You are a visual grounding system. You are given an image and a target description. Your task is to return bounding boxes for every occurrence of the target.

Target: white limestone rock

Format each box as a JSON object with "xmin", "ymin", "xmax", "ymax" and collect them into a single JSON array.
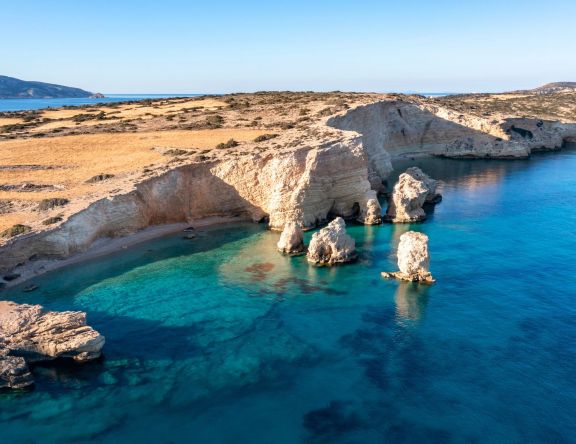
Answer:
[
  {"xmin": 382, "ymin": 231, "xmax": 434, "ymax": 283},
  {"xmin": 277, "ymin": 221, "xmax": 305, "ymax": 255},
  {"xmin": 358, "ymin": 198, "xmax": 382, "ymax": 225},
  {"xmin": 0, "ymin": 301, "xmax": 105, "ymax": 363},
  {"xmin": 385, "ymin": 167, "xmax": 441, "ymax": 223},
  {"xmin": 306, "ymin": 217, "xmax": 356, "ymax": 265}
]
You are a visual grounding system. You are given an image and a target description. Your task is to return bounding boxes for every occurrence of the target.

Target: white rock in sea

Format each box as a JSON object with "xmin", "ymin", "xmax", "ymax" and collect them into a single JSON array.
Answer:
[
  {"xmin": 307, "ymin": 217, "xmax": 356, "ymax": 265},
  {"xmin": 385, "ymin": 167, "xmax": 441, "ymax": 223},
  {"xmin": 358, "ymin": 198, "xmax": 382, "ymax": 225},
  {"xmin": 382, "ymin": 231, "xmax": 434, "ymax": 283},
  {"xmin": 0, "ymin": 301, "xmax": 105, "ymax": 363},
  {"xmin": 277, "ymin": 221, "xmax": 305, "ymax": 255}
]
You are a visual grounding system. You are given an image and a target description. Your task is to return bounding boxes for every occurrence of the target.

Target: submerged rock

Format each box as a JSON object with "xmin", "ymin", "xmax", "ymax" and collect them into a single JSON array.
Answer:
[
  {"xmin": 0, "ymin": 301, "xmax": 105, "ymax": 363},
  {"xmin": 307, "ymin": 217, "xmax": 356, "ymax": 265},
  {"xmin": 381, "ymin": 231, "xmax": 435, "ymax": 283},
  {"xmin": 385, "ymin": 167, "xmax": 441, "ymax": 223},
  {"xmin": 277, "ymin": 221, "xmax": 306, "ymax": 255}
]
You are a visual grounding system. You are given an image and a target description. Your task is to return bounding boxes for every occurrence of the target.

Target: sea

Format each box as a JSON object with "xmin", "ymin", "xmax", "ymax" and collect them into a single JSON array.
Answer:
[
  {"xmin": 0, "ymin": 94, "xmax": 204, "ymax": 112},
  {"xmin": 1, "ymin": 149, "xmax": 575, "ymax": 443},
  {"xmin": 0, "ymin": 93, "xmax": 451, "ymax": 113}
]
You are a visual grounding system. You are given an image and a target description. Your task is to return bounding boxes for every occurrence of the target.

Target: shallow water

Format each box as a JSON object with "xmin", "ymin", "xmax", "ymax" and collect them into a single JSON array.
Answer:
[
  {"xmin": 2, "ymin": 150, "xmax": 576, "ymax": 443},
  {"xmin": 0, "ymin": 94, "xmax": 202, "ymax": 112}
]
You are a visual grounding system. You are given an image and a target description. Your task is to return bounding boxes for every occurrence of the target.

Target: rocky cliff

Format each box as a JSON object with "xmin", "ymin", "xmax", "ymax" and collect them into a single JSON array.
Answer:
[
  {"xmin": 0, "ymin": 136, "xmax": 379, "ymax": 274},
  {"xmin": 328, "ymin": 100, "xmax": 576, "ymax": 191}
]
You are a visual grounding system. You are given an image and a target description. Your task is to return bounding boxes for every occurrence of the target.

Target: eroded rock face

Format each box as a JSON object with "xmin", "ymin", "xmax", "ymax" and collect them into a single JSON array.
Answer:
[
  {"xmin": 0, "ymin": 138, "xmax": 378, "ymax": 274},
  {"xmin": 385, "ymin": 167, "xmax": 441, "ymax": 223},
  {"xmin": 277, "ymin": 222, "xmax": 305, "ymax": 255},
  {"xmin": 0, "ymin": 350, "xmax": 33, "ymax": 389},
  {"xmin": 307, "ymin": 217, "xmax": 356, "ymax": 265},
  {"xmin": 0, "ymin": 301, "xmax": 104, "ymax": 363},
  {"xmin": 358, "ymin": 198, "xmax": 382, "ymax": 225},
  {"xmin": 382, "ymin": 231, "xmax": 434, "ymax": 283}
]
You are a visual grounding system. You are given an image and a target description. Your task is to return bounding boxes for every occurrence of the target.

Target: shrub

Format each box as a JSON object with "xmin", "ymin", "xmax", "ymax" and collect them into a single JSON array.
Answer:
[
  {"xmin": 254, "ymin": 133, "xmax": 279, "ymax": 143},
  {"xmin": 86, "ymin": 173, "xmax": 115, "ymax": 183},
  {"xmin": 42, "ymin": 216, "xmax": 63, "ymax": 225},
  {"xmin": 205, "ymin": 115, "xmax": 224, "ymax": 128},
  {"xmin": 164, "ymin": 149, "xmax": 189, "ymax": 156},
  {"xmin": 1, "ymin": 224, "xmax": 31, "ymax": 238},
  {"xmin": 216, "ymin": 139, "xmax": 239, "ymax": 149},
  {"xmin": 38, "ymin": 198, "xmax": 69, "ymax": 211}
]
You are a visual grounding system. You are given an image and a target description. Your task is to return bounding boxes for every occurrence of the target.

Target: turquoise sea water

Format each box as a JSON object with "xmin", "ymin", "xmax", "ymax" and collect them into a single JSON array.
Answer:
[
  {"xmin": 0, "ymin": 94, "xmax": 203, "ymax": 112},
  {"xmin": 1, "ymin": 149, "xmax": 576, "ymax": 443}
]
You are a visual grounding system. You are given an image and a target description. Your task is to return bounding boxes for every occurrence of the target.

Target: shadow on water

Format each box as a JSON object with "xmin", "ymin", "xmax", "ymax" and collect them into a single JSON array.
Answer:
[{"xmin": 6, "ymin": 223, "xmax": 265, "ymax": 306}]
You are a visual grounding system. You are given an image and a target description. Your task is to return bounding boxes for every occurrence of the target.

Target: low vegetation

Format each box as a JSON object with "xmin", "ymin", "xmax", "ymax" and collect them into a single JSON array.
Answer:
[
  {"xmin": 38, "ymin": 198, "xmax": 70, "ymax": 211},
  {"xmin": 216, "ymin": 139, "xmax": 239, "ymax": 149},
  {"xmin": 1, "ymin": 224, "xmax": 31, "ymax": 238}
]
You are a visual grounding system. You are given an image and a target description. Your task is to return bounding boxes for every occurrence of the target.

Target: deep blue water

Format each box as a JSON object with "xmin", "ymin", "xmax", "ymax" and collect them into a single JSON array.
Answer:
[
  {"xmin": 0, "ymin": 94, "xmax": 203, "ymax": 112},
  {"xmin": 1, "ymin": 150, "xmax": 576, "ymax": 443}
]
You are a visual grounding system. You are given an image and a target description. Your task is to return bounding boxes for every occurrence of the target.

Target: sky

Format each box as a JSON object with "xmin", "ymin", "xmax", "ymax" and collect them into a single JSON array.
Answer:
[{"xmin": 2, "ymin": 0, "xmax": 575, "ymax": 94}]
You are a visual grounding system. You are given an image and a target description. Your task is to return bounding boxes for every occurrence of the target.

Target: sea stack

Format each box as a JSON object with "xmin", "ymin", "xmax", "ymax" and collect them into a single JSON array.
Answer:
[
  {"xmin": 358, "ymin": 198, "xmax": 382, "ymax": 225},
  {"xmin": 382, "ymin": 231, "xmax": 435, "ymax": 283},
  {"xmin": 277, "ymin": 221, "xmax": 306, "ymax": 255},
  {"xmin": 307, "ymin": 217, "xmax": 356, "ymax": 265},
  {"xmin": 385, "ymin": 167, "xmax": 441, "ymax": 223}
]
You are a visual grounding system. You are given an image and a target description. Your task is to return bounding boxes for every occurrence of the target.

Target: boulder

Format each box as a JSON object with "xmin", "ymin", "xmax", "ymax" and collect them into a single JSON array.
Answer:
[
  {"xmin": 358, "ymin": 198, "xmax": 382, "ymax": 225},
  {"xmin": 0, "ymin": 301, "xmax": 105, "ymax": 363},
  {"xmin": 385, "ymin": 167, "xmax": 441, "ymax": 223},
  {"xmin": 381, "ymin": 231, "xmax": 435, "ymax": 283},
  {"xmin": 277, "ymin": 221, "xmax": 306, "ymax": 255},
  {"xmin": 307, "ymin": 217, "xmax": 356, "ymax": 265},
  {"xmin": 0, "ymin": 350, "xmax": 33, "ymax": 389}
]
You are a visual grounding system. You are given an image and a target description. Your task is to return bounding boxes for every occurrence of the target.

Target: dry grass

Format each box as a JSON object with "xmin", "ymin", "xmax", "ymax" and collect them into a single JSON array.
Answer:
[
  {"xmin": 0, "ymin": 128, "xmax": 267, "ymax": 230},
  {"xmin": 0, "ymin": 118, "xmax": 24, "ymax": 126}
]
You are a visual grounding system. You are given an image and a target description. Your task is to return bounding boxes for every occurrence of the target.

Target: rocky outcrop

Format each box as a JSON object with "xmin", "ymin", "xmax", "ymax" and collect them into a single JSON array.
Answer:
[
  {"xmin": 307, "ymin": 217, "xmax": 356, "ymax": 265},
  {"xmin": 0, "ymin": 301, "xmax": 104, "ymax": 362},
  {"xmin": 0, "ymin": 351, "xmax": 33, "ymax": 389},
  {"xmin": 358, "ymin": 198, "xmax": 382, "ymax": 224},
  {"xmin": 382, "ymin": 231, "xmax": 434, "ymax": 283},
  {"xmin": 277, "ymin": 222, "xmax": 305, "ymax": 255},
  {"xmin": 385, "ymin": 167, "xmax": 441, "ymax": 223},
  {"xmin": 0, "ymin": 301, "xmax": 104, "ymax": 389},
  {"xmin": 327, "ymin": 100, "xmax": 576, "ymax": 192}
]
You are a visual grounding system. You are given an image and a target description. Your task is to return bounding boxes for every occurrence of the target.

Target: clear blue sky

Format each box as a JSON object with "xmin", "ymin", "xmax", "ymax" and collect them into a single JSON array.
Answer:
[{"xmin": 2, "ymin": 0, "xmax": 575, "ymax": 93}]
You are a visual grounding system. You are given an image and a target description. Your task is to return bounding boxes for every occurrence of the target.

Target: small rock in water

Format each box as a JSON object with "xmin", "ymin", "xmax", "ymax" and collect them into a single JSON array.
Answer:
[
  {"xmin": 385, "ymin": 167, "xmax": 441, "ymax": 223},
  {"xmin": 381, "ymin": 231, "xmax": 435, "ymax": 283},
  {"xmin": 0, "ymin": 301, "xmax": 105, "ymax": 390},
  {"xmin": 277, "ymin": 221, "xmax": 305, "ymax": 255},
  {"xmin": 307, "ymin": 217, "xmax": 356, "ymax": 265}
]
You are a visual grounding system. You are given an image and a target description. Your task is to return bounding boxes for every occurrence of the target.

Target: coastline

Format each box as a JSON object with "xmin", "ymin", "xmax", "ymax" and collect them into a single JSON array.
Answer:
[{"xmin": 1, "ymin": 215, "xmax": 251, "ymax": 291}]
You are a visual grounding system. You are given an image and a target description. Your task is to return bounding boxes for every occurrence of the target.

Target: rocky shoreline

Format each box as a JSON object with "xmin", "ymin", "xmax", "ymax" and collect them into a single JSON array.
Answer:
[
  {"xmin": 0, "ymin": 301, "xmax": 104, "ymax": 390},
  {"xmin": 1, "ymin": 90, "xmax": 575, "ymax": 284}
]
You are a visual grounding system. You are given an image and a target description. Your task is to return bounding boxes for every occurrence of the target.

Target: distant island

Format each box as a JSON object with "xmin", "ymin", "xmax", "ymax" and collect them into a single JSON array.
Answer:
[{"xmin": 0, "ymin": 75, "xmax": 104, "ymax": 99}]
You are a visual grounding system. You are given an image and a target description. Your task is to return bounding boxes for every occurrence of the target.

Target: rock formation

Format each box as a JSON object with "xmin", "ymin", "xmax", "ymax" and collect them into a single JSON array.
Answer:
[
  {"xmin": 385, "ymin": 167, "xmax": 441, "ymax": 223},
  {"xmin": 382, "ymin": 231, "xmax": 434, "ymax": 283},
  {"xmin": 0, "ymin": 301, "xmax": 104, "ymax": 389},
  {"xmin": 358, "ymin": 198, "xmax": 382, "ymax": 224},
  {"xmin": 0, "ymin": 138, "xmax": 379, "ymax": 275},
  {"xmin": 277, "ymin": 221, "xmax": 305, "ymax": 255},
  {"xmin": 0, "ymin": 350, "xmax": 33, "ymax": 389},
  {"xmin": 307, "ymin": 217, "xmax": 356, "ymax": 265}
]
